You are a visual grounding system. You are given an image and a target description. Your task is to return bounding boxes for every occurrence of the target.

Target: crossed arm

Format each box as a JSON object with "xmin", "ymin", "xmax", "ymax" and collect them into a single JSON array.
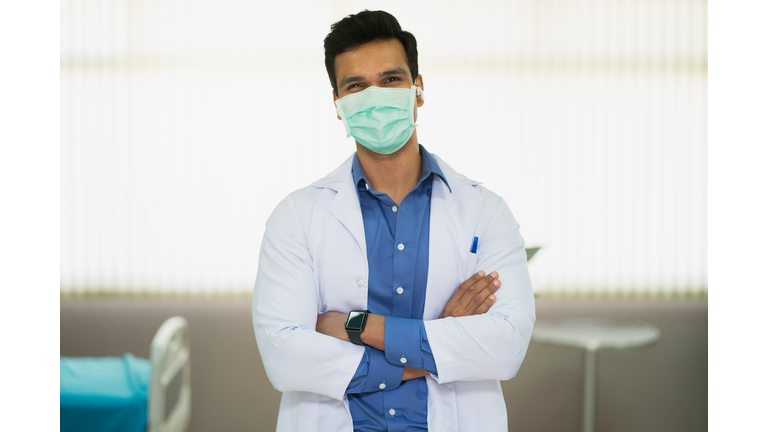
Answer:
[
  {"xmin": 315, "ymin": 270, "xmax": 503, "ymax": 382},
  {"xmin": 254, "ymin": 192, "xmax": 534, "ymax": 399}
]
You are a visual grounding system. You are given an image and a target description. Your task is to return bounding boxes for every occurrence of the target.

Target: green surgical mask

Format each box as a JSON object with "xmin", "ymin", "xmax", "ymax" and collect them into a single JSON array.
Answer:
[{"xmin": 335, "ymin": 86, "xmax": 422, "ymax": 155}]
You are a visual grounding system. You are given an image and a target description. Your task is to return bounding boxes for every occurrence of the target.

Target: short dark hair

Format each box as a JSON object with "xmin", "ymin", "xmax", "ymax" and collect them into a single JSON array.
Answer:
[{"xmin": 323, "ymin": 10, "xmax": 419, "ymax": 96}]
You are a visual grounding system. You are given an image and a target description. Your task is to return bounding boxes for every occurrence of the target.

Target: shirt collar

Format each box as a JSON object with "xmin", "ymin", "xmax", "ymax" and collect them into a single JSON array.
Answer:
[{"xmin": 351, "ymin": 144, "xmax": 452, "ymax": 193}]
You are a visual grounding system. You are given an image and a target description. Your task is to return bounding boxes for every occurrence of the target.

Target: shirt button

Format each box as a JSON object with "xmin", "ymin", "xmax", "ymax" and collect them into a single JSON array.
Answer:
[
  {"xmin": 365, "ymin": 183, "xmax": 369, "ymax": 190},
  {"xmin": 397, "ymin": 243, "xmax": 404, "ymax": 251},
  {"xmin": 391, "ymin": 205, "xmax": 398, "ymax": 212},
  {"xmin": 389, "ymin": 409, "xmax": 396, "ymax": 416},
  {"xmin": 396, "ymin": 287, "xmax": 404, "ymax": 294},
  {"xmin": 379, "ymin": 383, "xmax": 386, "ymax": 389},
  {"xmin": 354, "ymin": 278, "xmax": 364, "ymax": 288},
  {"xmin": 400, "ymin": 356, "xmax": 407, "ymax": 364}
]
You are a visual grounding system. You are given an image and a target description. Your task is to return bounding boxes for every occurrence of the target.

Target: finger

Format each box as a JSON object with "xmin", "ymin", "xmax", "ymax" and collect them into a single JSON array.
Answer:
[
  {"xmin": 447, "ymin": 271, "xmax": 486, "ymax": 305},
  {"xmin": 473, "ymin": 293, "xmax": 497, "ymax": 314},
  {"xmin": 466, "ymin": 277, "xmax": 501, "ymax": 312},
  {"xmin": 472, "ymin": 282, "xmax": 501, "ymax": 315},
  {"xmin": 457, "ymin": 273, "xmax": 495, "ymax": 308},
  {"xmin": 459, "ymin": 271, "xmax": 486, "ymax": 293},
  {"xmin": 457, "ymin": 271, "xmax": 498, "ymax": 308}
]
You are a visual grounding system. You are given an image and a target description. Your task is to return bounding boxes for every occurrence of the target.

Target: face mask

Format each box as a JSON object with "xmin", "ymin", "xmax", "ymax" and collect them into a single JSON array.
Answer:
[{"xmin": 335, "ymin": 85, "xmax": 422, "ymax": 155}]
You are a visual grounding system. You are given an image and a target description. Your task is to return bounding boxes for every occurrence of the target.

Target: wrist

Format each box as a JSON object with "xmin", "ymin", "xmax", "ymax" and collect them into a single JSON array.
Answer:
[
  {"xmin": 360, "ymin": 313, "xmax": 386, "ymax": 351},
  {"xmin": 340, "ymin": 313, "xmax": 351, "ymax": 342},
  {"xmin": 402, "ymin": 366, "xmax": 429, "ymax": 381}
]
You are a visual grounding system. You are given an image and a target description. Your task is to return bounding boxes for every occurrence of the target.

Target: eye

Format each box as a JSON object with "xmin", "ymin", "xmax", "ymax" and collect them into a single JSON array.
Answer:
[
  {"xmin": 346, "ymin": 83, "xmax": 362, "ymax": 90},
  {"xmin": 384, "ymin": 77, "xmax": 401, "ymax": 84}
]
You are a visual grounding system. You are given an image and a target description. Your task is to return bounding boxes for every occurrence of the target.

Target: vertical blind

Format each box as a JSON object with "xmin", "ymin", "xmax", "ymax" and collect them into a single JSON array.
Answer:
[{"xmin": 61, "ymin": 0, "xmax": 707, "ymax": 295}]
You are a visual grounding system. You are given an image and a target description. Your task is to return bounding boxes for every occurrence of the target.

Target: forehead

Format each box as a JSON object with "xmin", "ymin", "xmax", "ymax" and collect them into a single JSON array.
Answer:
[{"xmin": 334, "ymin": 39, "xmax": 410, "ymax": 84}]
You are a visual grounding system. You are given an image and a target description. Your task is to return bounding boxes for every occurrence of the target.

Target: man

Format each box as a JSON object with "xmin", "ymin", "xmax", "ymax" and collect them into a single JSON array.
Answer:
[{"xmin": 252, "ymin": 10, "xmax": 535, "ymax": 432}]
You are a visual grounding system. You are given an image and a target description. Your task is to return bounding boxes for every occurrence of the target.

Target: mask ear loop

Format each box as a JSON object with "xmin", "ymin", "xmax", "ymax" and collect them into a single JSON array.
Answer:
[
  {"xmin": 409, "ymin": 86, "xmax": 419, "ymax": 127},
  {"xmin": 415, "ymin": 86, "xmax": 425, "ymax": 101},
  {"xmin": 335, "ymin": 99, "xmax": 353, "ymax": 137}
]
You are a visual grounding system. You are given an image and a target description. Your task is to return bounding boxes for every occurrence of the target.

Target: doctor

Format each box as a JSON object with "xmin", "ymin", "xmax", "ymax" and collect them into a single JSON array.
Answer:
[{"xmin": 252, "ymin": 10, "xmax": 535, "ymax": 432}]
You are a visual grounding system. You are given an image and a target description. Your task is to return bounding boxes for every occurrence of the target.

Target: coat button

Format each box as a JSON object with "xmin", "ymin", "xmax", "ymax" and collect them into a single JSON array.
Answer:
[
  {"xmin": 396, "ymin": 287, "xmax": 404, "ymax": 294},
  {"xmin": 397, "ymin": 243, "xmax": 404, "ymax": 251},
  {"xmin": 354, "ymin": 278, "xmax": 364, "ymax": 288}
]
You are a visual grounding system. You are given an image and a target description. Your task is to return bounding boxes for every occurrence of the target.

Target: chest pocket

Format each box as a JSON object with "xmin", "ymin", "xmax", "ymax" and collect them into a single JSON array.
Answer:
[{"xmin": 464, "ymin": 250, "xmax": 479, "ymax": 281}]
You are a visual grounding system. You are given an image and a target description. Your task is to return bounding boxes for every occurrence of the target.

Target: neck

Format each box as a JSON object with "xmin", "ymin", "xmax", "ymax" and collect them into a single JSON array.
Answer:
[{"xmin": 356, "ymin": 134, "xmax": 421, "ymax": 206}]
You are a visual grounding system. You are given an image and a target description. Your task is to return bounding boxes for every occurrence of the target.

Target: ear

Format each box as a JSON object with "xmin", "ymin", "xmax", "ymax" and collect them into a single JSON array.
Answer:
[
  {"xmin": 414, "ymin": 75, "xmax": 425, "ymax": 108},
  {"xmin": 332, "ymin": 90, "xmax": 341, "ymax": 120}
]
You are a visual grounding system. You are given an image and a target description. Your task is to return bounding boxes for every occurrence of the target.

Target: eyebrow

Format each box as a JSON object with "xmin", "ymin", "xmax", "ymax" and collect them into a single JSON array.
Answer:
[{"xmin": 338, "ymin": 67, "xmax": 409, "ymax": 88}]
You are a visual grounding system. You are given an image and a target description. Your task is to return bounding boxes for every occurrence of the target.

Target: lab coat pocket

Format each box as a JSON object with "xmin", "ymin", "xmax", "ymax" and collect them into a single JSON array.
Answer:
[{"xmin": 464, "ymin": 250, "xmax": 479, "ymax": 282}]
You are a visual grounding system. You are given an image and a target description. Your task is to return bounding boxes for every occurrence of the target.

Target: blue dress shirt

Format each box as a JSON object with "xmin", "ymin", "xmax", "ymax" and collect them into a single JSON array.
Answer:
[{"xmin": 345, "ymin": 145, "xmax": 450, "ymax": 432}]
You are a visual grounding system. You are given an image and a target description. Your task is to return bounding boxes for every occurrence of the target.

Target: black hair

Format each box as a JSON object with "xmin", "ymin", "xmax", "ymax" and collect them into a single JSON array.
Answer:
[{"xmin": 323, "ymin": 10, "xmax": 419, "ymax": 96}]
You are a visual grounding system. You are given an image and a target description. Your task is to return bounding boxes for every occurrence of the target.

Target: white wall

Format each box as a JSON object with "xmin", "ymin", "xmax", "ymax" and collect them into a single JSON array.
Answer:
[{"xmin": 60, "ymin": 0, "xmax": 707, "ymax": 295}]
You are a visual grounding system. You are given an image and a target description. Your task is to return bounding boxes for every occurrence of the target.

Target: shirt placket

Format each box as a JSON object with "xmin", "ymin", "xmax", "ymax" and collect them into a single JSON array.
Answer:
[
  {"xmin": 386, "ymin": 192, "xmax": 417, "ymax": 431},
  {"xmin": 392, "ymin": 198, "xmax": 415, "ymax": 320}
]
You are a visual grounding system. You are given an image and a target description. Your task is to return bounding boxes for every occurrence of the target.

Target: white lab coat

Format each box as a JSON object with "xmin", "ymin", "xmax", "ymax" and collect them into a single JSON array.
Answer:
[{"xmin": 252, "ymin": 153, "xmax": 535, "ymax": 432}]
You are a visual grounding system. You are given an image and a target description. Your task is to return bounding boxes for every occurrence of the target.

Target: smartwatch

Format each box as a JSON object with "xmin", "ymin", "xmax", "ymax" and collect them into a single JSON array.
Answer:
[{"xmin": 345, "ymin": 310, "xmax": 370, "ymax": 346}]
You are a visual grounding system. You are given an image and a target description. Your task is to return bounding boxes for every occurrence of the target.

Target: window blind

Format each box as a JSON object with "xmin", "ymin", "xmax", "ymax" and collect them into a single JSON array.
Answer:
[{"xmin": 61, "ymin": 0, "xmax": 707, "ymax": 295}]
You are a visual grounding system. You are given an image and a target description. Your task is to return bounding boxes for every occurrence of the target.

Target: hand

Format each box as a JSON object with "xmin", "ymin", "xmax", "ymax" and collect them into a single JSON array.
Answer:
[
  {"xmin": 402, "ymin": 366, "xmax": 430, "ymax": 381},
  {"xmin": 315, "ymin": 311, "xmax": 349, "ymax": 342},
  {"xmin": 439, "ymin": 271, "xmax": 501, "ymax": 318}
]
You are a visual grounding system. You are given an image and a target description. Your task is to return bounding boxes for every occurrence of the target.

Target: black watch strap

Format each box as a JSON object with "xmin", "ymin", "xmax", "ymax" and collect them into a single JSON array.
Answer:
[{"xmin": 348, "ymin": 328, "xmax": 364, "ymax": 346}]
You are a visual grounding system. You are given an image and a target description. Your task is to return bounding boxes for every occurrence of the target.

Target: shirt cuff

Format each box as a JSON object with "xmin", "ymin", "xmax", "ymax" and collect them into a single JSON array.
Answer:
[
  {"xmin": 346, "ymin": 347, "xmax": 404, "ymax": 394},
  {"xmin": 363, "ymin": 349, "xmax": 404, "ymax": 392},
  {"xmin": 385, "ymin": 316, "xmax": 429, "ymax": 370}
]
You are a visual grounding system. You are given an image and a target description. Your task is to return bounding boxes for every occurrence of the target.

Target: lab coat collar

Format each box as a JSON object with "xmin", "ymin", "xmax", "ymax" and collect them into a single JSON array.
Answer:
[
  {"xmin": 430, "ymin": 153, "xmax": 483, "ymax": 189},
  {"xmin": 311, "ymin": 153, "xmax": 356, "ymax": 192},
  {"xmin": 311, "ymin": 154, "xmax": 367, "ymax": 256},
  {"xmin": 310, "ymin": 150, "xmax": 482, "ymax": 257},
  {"xmin": 350, "ymin": 144, "xmax": 453, "ymax": 193},
  {"xmin": 311, "ymin": 151, "xmax": 482, "ymax": 192}
]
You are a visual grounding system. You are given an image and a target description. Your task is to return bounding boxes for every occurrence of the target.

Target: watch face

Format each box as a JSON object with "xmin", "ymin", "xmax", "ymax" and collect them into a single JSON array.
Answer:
[{"xmin": 346, "ymin": 311, "xmax": 367, "ymax": 331}]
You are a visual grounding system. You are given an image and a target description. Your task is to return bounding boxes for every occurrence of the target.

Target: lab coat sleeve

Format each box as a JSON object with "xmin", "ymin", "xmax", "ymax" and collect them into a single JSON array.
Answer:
[
  {"xmin": 252, "ymin": 192, "xmax": 364, "ymax": 401},
  {"xmin": 423, "ymin": 194, "xmax": 536, "ymax": 384}
]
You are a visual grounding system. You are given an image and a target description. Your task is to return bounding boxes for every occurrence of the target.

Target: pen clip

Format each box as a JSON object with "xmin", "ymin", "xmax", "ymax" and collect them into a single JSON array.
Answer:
[{"xmin": 470, "ymin": 236, "xmax": 478, "ymax": 254}]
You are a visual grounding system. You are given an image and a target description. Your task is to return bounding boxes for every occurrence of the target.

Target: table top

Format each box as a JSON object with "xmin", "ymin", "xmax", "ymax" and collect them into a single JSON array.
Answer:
[{"xmin": 531, "ymin": 318, "xmax": 661, "ymax": 351}]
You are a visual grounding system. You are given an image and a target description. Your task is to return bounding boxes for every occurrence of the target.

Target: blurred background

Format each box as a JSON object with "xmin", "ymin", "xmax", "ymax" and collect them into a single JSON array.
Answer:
[
  {"xmin": 59, "ymin": 0, "xmax": 707, "ymax": 431},
  {"xmin": 61, "ymin": 0, "xmax": 706, "ymax": 297}
]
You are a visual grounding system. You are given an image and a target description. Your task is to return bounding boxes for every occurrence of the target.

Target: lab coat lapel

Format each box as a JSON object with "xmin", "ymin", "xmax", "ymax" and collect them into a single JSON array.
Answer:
[
  {"xmin": 312, "ymin": 155, "xmax": 367, "ymax": 257},
  {"xmin": 424, "ymin": 154, "xmax": 485, "ymax": 320},
  {"xmin": 311, "ymin": 152, "xmax": 484, "ymax": 298},
  {"xmin": 421, "ymin": 154, "xmax": 485, "ymax": 432}
]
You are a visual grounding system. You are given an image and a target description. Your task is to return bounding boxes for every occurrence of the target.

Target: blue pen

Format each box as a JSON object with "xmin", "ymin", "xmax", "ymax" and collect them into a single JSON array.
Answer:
[{"xmin": 470, "ymin": 236, "xmax": 478, "ymax": 254}]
